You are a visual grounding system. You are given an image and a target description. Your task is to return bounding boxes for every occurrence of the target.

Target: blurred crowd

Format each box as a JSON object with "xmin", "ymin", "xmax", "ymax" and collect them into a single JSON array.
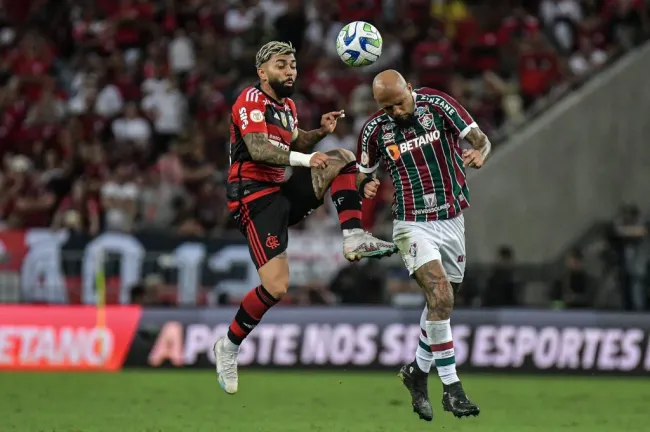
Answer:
[{"xmin": 0, "ymin": 0, "xmax": 648, "ymax": 236}]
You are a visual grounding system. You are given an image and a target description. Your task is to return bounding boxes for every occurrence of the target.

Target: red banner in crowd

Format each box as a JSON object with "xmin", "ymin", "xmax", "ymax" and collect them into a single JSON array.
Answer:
[{"xmin": 0, "ymin": 306, "xmax": 141, "ymax": 371}]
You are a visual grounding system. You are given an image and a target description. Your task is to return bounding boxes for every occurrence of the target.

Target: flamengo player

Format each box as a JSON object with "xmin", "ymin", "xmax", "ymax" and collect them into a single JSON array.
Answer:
[
  {"xmin": 357, "ymin": 70, "xmax": 490, "ymax": 421},
  {"xmin": 213, "ymin": 42, "xmax": 396, "ymax": 394}
]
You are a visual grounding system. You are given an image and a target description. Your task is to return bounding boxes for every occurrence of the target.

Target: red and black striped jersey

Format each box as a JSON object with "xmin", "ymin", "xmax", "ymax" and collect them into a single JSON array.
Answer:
[{"xmin": 227, "ymin": 85, "xmax": 298, "ymax": 204}]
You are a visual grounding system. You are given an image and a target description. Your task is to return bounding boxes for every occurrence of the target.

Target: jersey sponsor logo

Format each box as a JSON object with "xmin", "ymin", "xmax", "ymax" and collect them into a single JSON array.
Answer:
[
  {"xmin": 239, "ymin": 107, "xmax": 249, "ymax": 130},
  {"xmin": 382, "ymin": 123, "xmax": 394, "ymax": 132},
  {"xmin": 362, "ymin": 117, "xmax": 383, "ymax": 146},
  {"xmin": 413, "ymin": 202, "xmax": 450, "ymax": 216},
  {"xmin": 421, "ymin": 95, "xmax": 458, "ymax": 117},
  {"xmin": 361, "ymin": 151, "xmax": 369, "ymax": 166},
  {"xmin": 423, "ymin": 193, "xmax": 437, "ymax": 208},
  {"xmin": 250, "ymin": 109, "xmax": 264, "ymax": 123},
  {"xmin": 398, "ymin": 131, "xmax": 440, "ymax": 155},
  {"xmin": 386, "ymin": 144, "xmax": 400, "ymax": 161},
  {"xmin": 457, "ymin": 255, "xmax": 465, "ymax": 263}
]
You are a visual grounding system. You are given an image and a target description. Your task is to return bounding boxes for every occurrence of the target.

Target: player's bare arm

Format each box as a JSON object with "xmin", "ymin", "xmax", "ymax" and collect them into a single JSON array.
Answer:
[
  {"xmin": 244, "ymin": 132, "xmax": 328, "ymax": 169},
  {"xmin": 244, "ymin": 132, "xmax": 291, "ymax": 165},
  {"xmin": 293, "ymin": 128, "xmax": 327, "ymax": 151},
  {"xmin": 462, "ymin": 128, "xmax": 491, "ymax": 169},
  {"xmin": 292, "ymin": 111, "xmax": 345, "ymax": 151}
]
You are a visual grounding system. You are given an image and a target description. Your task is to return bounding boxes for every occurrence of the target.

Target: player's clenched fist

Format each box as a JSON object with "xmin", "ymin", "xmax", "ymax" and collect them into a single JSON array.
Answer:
[
  {"xmin": 363, "ymin": 178, "xmax": 380, "ymax": 199},
  {"xmin": 462, "ymin": 149, "xmax": 484, "ymax": 169},
  {"xmin": 309, "ymin": 152, "xmax": 329, "ymax": 169},
  {"xmin": 319, "ymin": 110, "xmax": 345, "ymax": 134}
]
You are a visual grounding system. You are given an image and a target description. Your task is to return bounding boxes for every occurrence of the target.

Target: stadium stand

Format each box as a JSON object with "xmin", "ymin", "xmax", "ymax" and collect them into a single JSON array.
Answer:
[{"xmin": 0, "ymin": 0, "xmax": 648, "ymax": 308}]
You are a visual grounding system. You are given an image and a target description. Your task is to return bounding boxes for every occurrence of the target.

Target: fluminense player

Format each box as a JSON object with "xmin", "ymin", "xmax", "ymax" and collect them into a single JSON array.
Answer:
[
  {"xmin": 213, "ymin": 42, "xmax": 397, "ymax": 395},
  {"xmin": 356, "ymin": 70, "xmax": 490, "ymax": 421}
]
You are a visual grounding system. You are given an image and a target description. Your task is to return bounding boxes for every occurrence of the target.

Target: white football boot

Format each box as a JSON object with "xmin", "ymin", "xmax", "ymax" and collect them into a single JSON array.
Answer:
[
  {"xmin": 342, "ymin": 228, "xmax": 398, "ymax": 262},
  {"xmin": 214, "ymin": 337, "xmax": 238, "ymax": 394}
]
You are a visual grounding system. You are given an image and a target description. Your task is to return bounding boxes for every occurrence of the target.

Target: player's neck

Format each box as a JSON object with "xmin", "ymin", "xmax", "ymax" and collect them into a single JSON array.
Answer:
[{"xmin": 259, "ymin": 82, "xmax": 285, "ymax": 104}]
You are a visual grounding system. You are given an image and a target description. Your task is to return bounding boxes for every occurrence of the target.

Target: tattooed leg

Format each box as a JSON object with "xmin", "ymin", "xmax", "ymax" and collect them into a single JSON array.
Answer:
[{"xmin": 413, "ymin": 260, "xmax": 459, "ymax": 385}]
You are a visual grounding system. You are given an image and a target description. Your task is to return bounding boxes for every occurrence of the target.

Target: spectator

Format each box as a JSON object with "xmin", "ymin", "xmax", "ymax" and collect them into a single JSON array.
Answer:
[
  {"xmin": 225, "ymin": 0, "xmax": 261, "ymax": 35},
  {"xmin": 138, "ymin": 166, "xmax": 185, "ymax": 230},
  {"xmin": 112, "ymin": 101, "xmax": 152, "ymax": 149},
  {"xmin": 4, "ymin": 155, "xmax": 56, "ymax": 228},
  {"xmin": 411, "ymin": 26, "xmax": 454, "ymax": 91},
  {"xmin": 610, "ymin": 204, "xmax": 649, "ymax": 311},
  {"xmin": 568, "ymin": 36, "xmax": 608, "ymax": 77},
  {"xmin": 51, "ymin": 179, "xmax": 100, "ymax": 235},
  {"xmin": 142, "ymin": 77, "xmax": 186, "ymax": 159},
  {"xmin": 176, "ymin": 178, "xmax": 228, "ymax": 236},
  {"xmin": 540, "ymin": 0, "xmax": 583, "ymax": 53},
  {"xmin": 518, "ymin": 33, "xmax": 561, "ymax": 108},
  {"xmin": 101, "ymin": 161, "xmax": 139, "ymax": 232},
  {"xmin": 553, "ymin": 249, "xmax": 592, "ymax": 308},
  {"xmin": 483, "ymin": 245, "xmax": 519, "ymax": 307},
  {"xmin": 168, "ymin": 28, "xmax": 196, "ymax": 76}
]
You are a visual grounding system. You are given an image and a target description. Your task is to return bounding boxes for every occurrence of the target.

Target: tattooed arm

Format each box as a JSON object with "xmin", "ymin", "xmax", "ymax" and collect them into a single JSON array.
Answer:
[
  {"xmin": 292, "ymin": 128, "xmax": 327, "ymax": 152},
  {"xmin": 243, "ymin": 132, "xmax": 291, "ymax": 166},
  {"xmin": 465, "ymin": 127, "xmax": 491, "ymax": 160}
]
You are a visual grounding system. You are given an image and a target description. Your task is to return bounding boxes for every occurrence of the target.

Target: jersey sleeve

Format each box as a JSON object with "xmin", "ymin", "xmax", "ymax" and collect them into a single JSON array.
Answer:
[
  {"xmin": 231, "ymin": 89, "xmax": 268, "ymax": 136},
  {"xmin": 357, "ymin": 117, "xmax": 382, "ymax": 174},
  {"xmin": 421, "ymin": 88, "xmax": 477, "ymax": 139}
]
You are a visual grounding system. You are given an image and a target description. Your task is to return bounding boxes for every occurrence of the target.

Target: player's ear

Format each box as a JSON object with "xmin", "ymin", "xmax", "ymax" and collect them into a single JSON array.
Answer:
[
  {"xmin": 257, "ymin": 67, "xmax": 266, "ymax": 83},
  {"xmin": 407, "ymin": 83, "xmax": 413, "ymax": 92}
]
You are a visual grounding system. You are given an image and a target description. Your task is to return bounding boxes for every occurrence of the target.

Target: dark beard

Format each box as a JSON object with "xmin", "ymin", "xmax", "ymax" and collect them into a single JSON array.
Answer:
[
  {"xmin": 393, "ymin": 114, "xmax": 416, "ymax": 128},
  {"xmin": 269, "ymin": 78, "xmax": 295, "ymax": 98}
]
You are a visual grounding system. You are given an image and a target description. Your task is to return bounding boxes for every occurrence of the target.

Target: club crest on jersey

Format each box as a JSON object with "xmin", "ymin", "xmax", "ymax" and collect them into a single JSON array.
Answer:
[
  {"xmin": 408, "ymin": 242, "xmax": 417, "ymax": 257},
  {"xmin": 280, "ymin": 112, "xmax": 288, "ymax": 128},
  {"xmin": 417, "ymin": 112, "xmax": 435, "ymax": 130},
  {"xmin": 287, "ymin": 113, "xmax": 295, "ymax": 130}
]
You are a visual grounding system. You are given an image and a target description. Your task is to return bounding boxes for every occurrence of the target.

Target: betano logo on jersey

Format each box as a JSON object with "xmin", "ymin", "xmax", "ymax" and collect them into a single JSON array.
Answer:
[{"xmin": 386, "ymin": 130, "xmax": 441, "ymax": 161}]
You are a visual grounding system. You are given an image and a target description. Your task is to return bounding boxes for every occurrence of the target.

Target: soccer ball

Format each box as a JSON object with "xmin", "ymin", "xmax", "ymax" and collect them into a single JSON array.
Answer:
[{"xmin": 336, "ymin": 21, "xmax": 382, "ymax": 67}]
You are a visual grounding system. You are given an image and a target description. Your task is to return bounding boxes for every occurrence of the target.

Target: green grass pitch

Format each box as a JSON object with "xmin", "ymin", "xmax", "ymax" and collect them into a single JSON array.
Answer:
[{"xmin": 0, "ymin": 371, "xmax": 648, "ymax": 431}]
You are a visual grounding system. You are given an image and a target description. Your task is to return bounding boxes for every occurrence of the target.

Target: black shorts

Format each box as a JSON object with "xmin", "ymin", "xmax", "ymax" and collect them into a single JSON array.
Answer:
[{"xmin": 231, "ymin": 167, "xmax": 323, "ymax": 269}]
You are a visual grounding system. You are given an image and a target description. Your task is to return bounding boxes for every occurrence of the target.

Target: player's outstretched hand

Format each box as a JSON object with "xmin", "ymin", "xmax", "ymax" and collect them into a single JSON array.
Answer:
[
  {"xmin": 364, "ymin": 178, "xmax": 380, "ymax": 199},
  {"xmin": 309, "ymin": 152, "xmax": 329, "ymax": 169},
  {"xmin": 462, "ymin": 149, "xmax": 484, "ymax": 169},
  {"xmin": 319, "ymin": 110, "xmax": 345, "ymax": 134}
]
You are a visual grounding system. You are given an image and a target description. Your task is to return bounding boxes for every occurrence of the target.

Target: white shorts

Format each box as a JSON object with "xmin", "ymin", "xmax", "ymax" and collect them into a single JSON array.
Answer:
[{"xmin": 393, "ymin": 215, "xmax": 466, "ymax": 283}]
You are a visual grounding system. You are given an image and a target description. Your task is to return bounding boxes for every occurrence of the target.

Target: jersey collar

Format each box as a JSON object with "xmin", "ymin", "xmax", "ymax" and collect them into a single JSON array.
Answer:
[{"xmin": 255, "ymin": 84, "xmax": 285, "ymax": 106}]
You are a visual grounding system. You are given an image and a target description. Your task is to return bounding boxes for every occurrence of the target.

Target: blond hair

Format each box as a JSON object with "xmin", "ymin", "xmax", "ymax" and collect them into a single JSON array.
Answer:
[{"xmin": 255, "ymin": 41, "xmax": 296, "ymax": 68}]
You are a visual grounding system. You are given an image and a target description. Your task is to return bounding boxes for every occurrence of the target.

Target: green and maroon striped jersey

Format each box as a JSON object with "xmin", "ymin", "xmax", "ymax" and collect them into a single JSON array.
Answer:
[{"xmin": 357, "ymin": 87, "xmax": 477, "ymax": 222}]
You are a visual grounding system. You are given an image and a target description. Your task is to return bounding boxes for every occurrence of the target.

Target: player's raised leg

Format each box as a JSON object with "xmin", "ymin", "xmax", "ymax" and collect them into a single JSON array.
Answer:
[
  {"xmin": 414, "ymin": 260, "xmax": 479, "ymax": 418},
  {"xmin": 311, "ymin": 148, "xmax": 397, "ymax": 261},
  {"xmin": 214, "ymin": 195, "xmax": 290, "ymax": 394}
]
